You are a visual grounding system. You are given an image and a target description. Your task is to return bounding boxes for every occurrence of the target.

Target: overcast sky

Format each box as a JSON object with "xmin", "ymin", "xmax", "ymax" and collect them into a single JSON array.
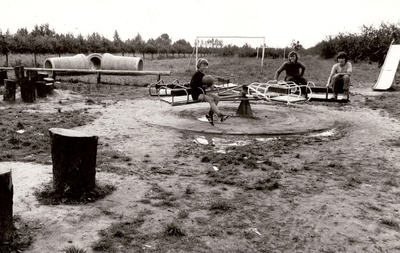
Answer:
[{"xmin": 1, "ymin": 0, "xmax": 399, "ymax": 49}]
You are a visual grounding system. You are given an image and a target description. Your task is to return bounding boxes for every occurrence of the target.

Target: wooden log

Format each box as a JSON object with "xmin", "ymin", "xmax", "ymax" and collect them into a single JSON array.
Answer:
[
  {"xmin": 37, "ymin": 72, "xmax": 48, "ymax": 81},
  {"xmin": 3, "ymin": 79, "xmax": 16, "ymax": 101},
  {"xmin": 49, "ymin": 128, "xmax": 98, "ymax": 194},
  {"xmin": 0, "ymin": 70, "xmax": 7, "ymax": 86},
  {"xmin": 27, "ymin": 68, "xmax": 172, "ymax": 76},
  {"xmin": 36, "ymin": 81, "xmax": 47, "ymax": 97},
  {"xmin": 0, "ymin": 168, "xmax": 13, "ymax": 243},
  {"xmin": 44, "ymin": 77, "xmax": 54, "ymax": 94},
  {"xmin": 26, "ymin": 69, "xmax": 38, "ymax": 81},
  {"xmin": 20, "ymin": 77, "xmax": 36, "ymax": 103},
  {"xmin": 13, "ymin": 66, "xmax": 24, "ymax": 86}
]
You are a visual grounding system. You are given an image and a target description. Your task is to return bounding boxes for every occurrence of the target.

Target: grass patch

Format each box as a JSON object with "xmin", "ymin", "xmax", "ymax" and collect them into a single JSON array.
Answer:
[
  {"xmin": 92, "ymin": 217, "xmax": 146, "ymax": 252},
  {"xmin": 0, "ymin": 215, "xmax": 34, "ymax": 253},
  {"xmin": 0, "ymin": 108, "xmax": 97, "ymax": 164},
  {"xmin": 33, "ymin": 182, "xmax": 116, "ymax": 205},
  {"xmin": 63, "ymin": 245, "xmax": 88, "ymax": 253}
]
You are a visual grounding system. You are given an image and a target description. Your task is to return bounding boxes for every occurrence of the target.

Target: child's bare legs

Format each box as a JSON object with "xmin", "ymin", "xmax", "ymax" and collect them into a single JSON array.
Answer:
[
  {"xmin": 199, "ymin": 93, "xmax": 221, "ymax": 117},
  {"xmin": 342, "ymin": 75, "xmax": 350, "ymax": 96},
  {"xmin": 332, "ymin": 75, "xmax": 350, "ymax": 98}
]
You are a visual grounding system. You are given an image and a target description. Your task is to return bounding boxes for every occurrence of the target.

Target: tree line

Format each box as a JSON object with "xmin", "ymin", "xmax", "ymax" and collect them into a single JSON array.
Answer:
[
  {"xmin": 0, "ymin": 21, "xmax": 399, "ymax": 67},
  {"xmin": 0, "ymin": 23, "xmax": 265, "ymax": 67},
  {"xmin": 308, "ymin": 21, "xmax": 400, "ymax": 66}
]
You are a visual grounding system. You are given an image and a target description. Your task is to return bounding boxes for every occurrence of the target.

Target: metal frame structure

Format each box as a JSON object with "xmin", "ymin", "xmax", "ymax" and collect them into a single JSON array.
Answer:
[{"xmin": 195, "ymin": 36, "xmax": 265, "ymax": 72}]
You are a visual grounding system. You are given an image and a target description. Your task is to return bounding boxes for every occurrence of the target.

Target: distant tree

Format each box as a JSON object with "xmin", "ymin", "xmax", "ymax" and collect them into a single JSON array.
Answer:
[
  {"xmin": 87, "ymin": 32, "xmax": 103, "ymax": 53},
  {"xmin": 239, "ymin": 43, "xmax": 256, "ymax": 57},
  {"xmin": 125, "ymin": 33, "xmax": 146, "ymax": 57},
  {"xmin": 155, "ymin": 33, "xmax": 172, "ymax": 57},
  {"xmin": 172, "ymin": 39, "xmax": 192, "ymax": 57},
  {"xmin": 0, "ymin": 29, "xmax": 10, "ymax": 66},
  {"xmin": 101, "ymin": 36, "xmax": 112, "ymax": 53},
  {"xmin": 113, "ymin": 30, "xmax": 124, "ymax": 55},
  {"xmin": 145, "ymin": 38, "xmax": 158, "ymax": 59},
  {"xmin": 76, "ymin": 33, "xmax": 88, "ymax": 54},
  {"xmin": 11, "ymin": 29, "xmax": 30, "ymax": 55},
  {"xmin": 31, "ymin": 23, "xmax": 55, "ymax": 37}
]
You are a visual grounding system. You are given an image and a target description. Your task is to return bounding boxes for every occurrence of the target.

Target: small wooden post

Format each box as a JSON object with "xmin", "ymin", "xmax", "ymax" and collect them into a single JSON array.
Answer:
[
  {"xmin": 0, "ymin": 70, "xmax": 8, "ymax": 86},
  {"xmin": 96, "ymin": 72, "xmax": 101, "ymax": 84},
  {"xmin": 49, "ymin": 128, "xmax": 98, "ymax": 195},
  {"xmin": 26, "ymin": 70, "xmax": 38, "ymax": 82},
  {"xmin": 3, "ymin": 79, "xmax": 16, "ymax": 101},
  {"xmin": 0, "ymin": 168, "xmax": 13, "ymax": 243},
  {"xmin": 37, "ymin": 72, "xmax": 48, "ymax": 81},
  {"xmin": 13, "ymin": 66, "xmax": 24, "ymax": 86},
  {"xmin": 20, "ymin": 77, "xmax": 36, "ymax": 103},
  {"xmin": 36, "ymin": 81, "xmax": 47, "ymax": 98},
  {"xmin": 44, "ymin": 77, "xmax": 54, "ymax": 94}
]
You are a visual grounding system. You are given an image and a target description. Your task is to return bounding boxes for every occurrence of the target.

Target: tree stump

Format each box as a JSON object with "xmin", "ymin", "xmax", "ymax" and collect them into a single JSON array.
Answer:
[
  {"xmin": 0, "ymin": 70, "xmax": 7, "ymax": 86},
  {"xmin": 44, "ymin": 77, "xmax": 54, "ymax": 94},
  {"xmin": 20, "ymin": 77, "xmax": 36, "ymax": 103},
  {"xmin": 37, "ymin": 72, "xmax": 48, "ymax": 81},
  {"xmin": 13, "ymin": 66, "xmax": 24, "ymax": 86},
  {"xmin": 3, "ymin": 79, "xmax": 16, "ymax": 101},
  {"xmin": 36, "ymin": 81, "xmax": 47, "ymax": 98},
  {"xmin": 49, "ymin": 128, "xmax": 98, "ymax": 195},
  {"xmin": 0, "ymin": 168, "xmax": 13, "ymax": 243},
  {"xmin": 26, "ymin": 70, "xmax": 38, "ymax": 82}
]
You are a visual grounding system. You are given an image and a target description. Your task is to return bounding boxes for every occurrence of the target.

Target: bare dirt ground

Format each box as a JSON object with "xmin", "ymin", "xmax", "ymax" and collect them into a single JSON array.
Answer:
[{"xmin": 4, "ymin": 85, "xmax": 400, "ymax": 252}]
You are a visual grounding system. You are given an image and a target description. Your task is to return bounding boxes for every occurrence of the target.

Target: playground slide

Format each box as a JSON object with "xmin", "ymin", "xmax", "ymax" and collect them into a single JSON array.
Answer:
[{"xmin": 373, "ymin": 44, "xmax": 400, "ymax": 91}]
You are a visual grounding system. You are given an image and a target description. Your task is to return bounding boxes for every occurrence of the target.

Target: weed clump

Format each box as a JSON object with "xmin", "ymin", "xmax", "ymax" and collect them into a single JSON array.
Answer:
[
  {"xmin": 34, "ymin": 182, "xmax": 116, "ymax": 205},
  {"xmin": 164, "ymin": 222, "xmax": 185, "ymax": 237}
]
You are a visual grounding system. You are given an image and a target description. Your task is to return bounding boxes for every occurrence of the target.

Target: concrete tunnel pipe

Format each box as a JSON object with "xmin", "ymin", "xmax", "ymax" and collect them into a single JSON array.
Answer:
[
  {"xmin": 100, "ymin": 53, "xmax": 143, "ymax": 71},
  {"xmin": 44, "ymin": 54, "xmax": 89, "ymax": 69},
  {"xmin": 87, "ymin": 53, "xmax": 102, "ymax": 70},
  {"xmin": 44, "ymin": 53, "xmax": 144, "ymax": 71}
]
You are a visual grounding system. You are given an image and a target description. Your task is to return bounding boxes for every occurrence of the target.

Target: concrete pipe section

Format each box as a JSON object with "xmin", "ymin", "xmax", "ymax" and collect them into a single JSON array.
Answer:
[
  {"xmin": 87, "ymin": 53, "xmax": 102, "ymax": 70},
  {"xmin": 134, "ymin": 100, "xmax": 337, "ymax": 136},
  {"xmin": 101, "ymin": 53, "xmax": 143, "ymax": 71},
  {"xmin": 44, "ymin": 54, "xmax": 89, "ymax": 69},
  {"xmin": 44, "ymin": 53, "xmax": 144, "ymax": 71}
]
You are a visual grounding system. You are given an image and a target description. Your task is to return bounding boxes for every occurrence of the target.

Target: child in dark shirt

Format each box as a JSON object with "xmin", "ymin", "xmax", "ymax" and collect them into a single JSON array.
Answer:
[
  {"xmin": 190, "ymin": 58, "xmax": 230, "ymax": 126},
  {"xmin": 273, "ymin": 51, "xmax": 308, "ymax": 86}
]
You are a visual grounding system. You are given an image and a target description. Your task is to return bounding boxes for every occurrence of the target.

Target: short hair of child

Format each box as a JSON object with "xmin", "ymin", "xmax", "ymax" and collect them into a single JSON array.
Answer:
[
  {"xmin": 288, "ymin": 51, "xmax": 299, "ymax": 63},
  {"xmin": 337, "ymin": 52, "xmax": 348, "ymax": 62},
  {"xmin": 197, "ymin": 58, "xmax": 209, "ymax": 69}
]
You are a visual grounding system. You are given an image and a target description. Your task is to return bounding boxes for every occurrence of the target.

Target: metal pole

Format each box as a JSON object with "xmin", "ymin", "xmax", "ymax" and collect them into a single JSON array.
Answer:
[
  {"xmin": 195, "ymin": 37, "xmax": 199, "ymax": 71},
  {"xmin": 261, "ymin": 37, "xmax": 265, "ymax": 73}
]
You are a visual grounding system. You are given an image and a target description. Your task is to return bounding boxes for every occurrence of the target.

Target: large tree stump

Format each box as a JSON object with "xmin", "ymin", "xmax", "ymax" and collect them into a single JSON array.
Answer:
[
  {"xmin": 20, "ymin": 77, "xmax": 36, "ymax": 103},
  {"xmin": 0, "ymin": 168, "xmax": 13, "ymax": 243},
  {"xmin": 0, "ymin": 70, "xmax": 7, "ymax": 86},
  {"xmin": 49, "ymin": 128, "xmax": 98, "ymax": 195},
  {"xmin": 3, "ymin": 79, "xmax": 16, "ymax": 101}
]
